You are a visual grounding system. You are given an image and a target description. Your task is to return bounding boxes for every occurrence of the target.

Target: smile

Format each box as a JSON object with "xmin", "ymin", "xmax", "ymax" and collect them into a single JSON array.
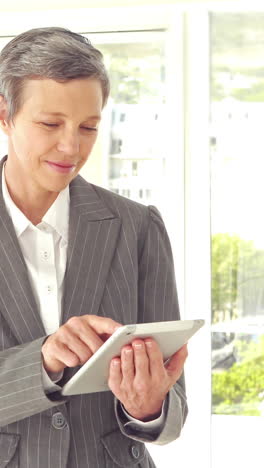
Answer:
[{"xmin": 46, "ymin": 161, "xmax": 76, "ymax": 174}]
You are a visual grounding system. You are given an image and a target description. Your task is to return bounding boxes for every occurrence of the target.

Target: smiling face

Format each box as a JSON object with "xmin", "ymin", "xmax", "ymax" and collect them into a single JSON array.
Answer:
[{"xmin": 2, "ymin": 77, "xmax": 103, "ymax": 199}]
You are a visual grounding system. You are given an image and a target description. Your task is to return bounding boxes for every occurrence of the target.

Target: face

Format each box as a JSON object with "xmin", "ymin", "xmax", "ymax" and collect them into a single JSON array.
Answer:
[{"xmin": 1, "ymin": 77, "xmax": 103, "ymax": 196}]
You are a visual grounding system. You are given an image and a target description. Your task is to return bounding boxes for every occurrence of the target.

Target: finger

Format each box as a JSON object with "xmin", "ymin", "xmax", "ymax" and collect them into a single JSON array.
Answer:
[
  {"xmin": 108, "ymin": 357, "xmax": 122, "ymax": 394},
  {"xmin": 49, "ymin": 325, "xmax": 94, "ymax": 365},
  {"xmin": 165, "ymin": 344, "xmax": 188, "ymax": 378},
  {"xmin": 132, "ymin": 339, "xmax": 150, "ymax": 378},
  {"xmin": 144, "ymin": 338, "xmax": 165, "ymax": 379},
  {"xmin": 85, "ymin": 315, "xmax": 122, "ymax": 336},
  {"xmin": 42, "ymin": 339, "xmax": 80, "ymax": 372},
  {"xmin": 120, "ymin": 345, "xmax": 135, "ymax": 384},
  {"xmin": 54, "ymin": 344, "xmax": 81, "ymax": 368},
  {"xmin": 76, "ymin": 326, "xmax": 103, "ymax": 355},
  {"xmin": 66, "ymin": 337, "xmax": 93, "ymax": 365},
  {"xmin": 65, "ymin": 317, "xmax": 104, "ymax": 354}
]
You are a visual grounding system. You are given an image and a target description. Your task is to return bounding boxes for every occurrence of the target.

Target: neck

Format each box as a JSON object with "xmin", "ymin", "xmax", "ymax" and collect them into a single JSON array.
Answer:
[{"xmin": 4, "ymin": 162, "xmax": 58, "ymax": 225}]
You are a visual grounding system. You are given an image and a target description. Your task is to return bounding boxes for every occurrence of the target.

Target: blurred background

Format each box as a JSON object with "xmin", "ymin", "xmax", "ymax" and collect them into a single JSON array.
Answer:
[{"xmin": 1, "ymin": 1, "xmax": 264, "ymax": 467}]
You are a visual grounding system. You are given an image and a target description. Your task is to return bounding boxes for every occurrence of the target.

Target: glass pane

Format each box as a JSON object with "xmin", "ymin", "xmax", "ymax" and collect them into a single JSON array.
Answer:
[
  {"xmin": 210, "ymin": 12, "xmax": 264, "ymax": 467},
  {"xmin": 93, "ymin": 33, "xmax": 166, "ymax": 206}
]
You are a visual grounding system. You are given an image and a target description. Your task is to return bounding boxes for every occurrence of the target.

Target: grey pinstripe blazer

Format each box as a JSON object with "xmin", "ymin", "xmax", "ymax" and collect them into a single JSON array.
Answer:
[{"xmin": 0, "ymin": 156, "xmax": 187, "ymax": 468}]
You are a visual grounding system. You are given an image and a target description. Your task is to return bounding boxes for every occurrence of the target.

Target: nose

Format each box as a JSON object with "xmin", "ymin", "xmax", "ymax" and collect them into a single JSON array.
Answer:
[{"xmin": 56, "ymin": 128, "xmax": 80, "ymax": 155}]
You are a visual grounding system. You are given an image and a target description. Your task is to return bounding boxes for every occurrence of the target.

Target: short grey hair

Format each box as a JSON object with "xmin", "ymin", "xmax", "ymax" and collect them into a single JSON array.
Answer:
[{"xmin": 0, "ymin": 27, "xmax": 110, "ymax": 122}]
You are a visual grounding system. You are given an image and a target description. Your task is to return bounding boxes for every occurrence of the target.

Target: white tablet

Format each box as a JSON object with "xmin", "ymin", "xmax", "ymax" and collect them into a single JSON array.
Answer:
[{"xmin": 61, "ymin": 319, "xmax": 204, "ymax": 396}]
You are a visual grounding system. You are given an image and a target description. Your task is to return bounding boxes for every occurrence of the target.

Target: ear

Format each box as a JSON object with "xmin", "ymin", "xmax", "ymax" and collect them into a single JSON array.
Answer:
[{"xmin": 0, "ymin": 95, "xmax": 10, "ymax": 136}]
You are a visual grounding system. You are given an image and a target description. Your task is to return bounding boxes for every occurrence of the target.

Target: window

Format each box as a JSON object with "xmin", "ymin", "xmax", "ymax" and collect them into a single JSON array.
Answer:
[
  {"xmin": 5, "ymin": 6, "xmax": 264, "ymax": 466},
  {"xmin": 210, "ymin": 12, "xmax": 264, "ymax": 467},
  {"xmin": 87, "ymin": 31, "xmax": 167, "ymax": 207}
]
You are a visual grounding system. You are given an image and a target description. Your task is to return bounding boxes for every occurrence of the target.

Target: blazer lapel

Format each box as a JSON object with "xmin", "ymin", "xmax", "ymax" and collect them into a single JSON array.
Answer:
[
  {"xmin": 0, "ymin": 156, "xmax": 45, "ymax": 344},
  {"xmin": 62, "ymin": 176, "xmax": 121, "ymax": 323}
]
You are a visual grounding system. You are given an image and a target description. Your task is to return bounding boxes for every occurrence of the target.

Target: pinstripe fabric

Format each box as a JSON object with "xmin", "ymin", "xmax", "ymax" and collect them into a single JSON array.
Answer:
[{"xmin": 0, "ymin": 156, "xmax": 187, "ymax": 467}]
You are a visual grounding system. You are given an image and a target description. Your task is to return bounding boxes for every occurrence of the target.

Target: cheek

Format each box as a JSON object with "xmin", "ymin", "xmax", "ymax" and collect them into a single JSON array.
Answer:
[
  {"xmin": 86, "ymin": 134, "xmax": 98, "ymax": 152},
  {"xmin": 11, "ymin": 131, "xmax": 32, "ymax": 161},
  {"xmin": 12, "ymin": 128, "xmax": 54, "ymax": 164},
  {"xmin": 30, "ymin": 130, "xmax": 58, "ymax": 157},
  {"xmin": 79, "ymin": 135, "xmax": 97, "ymax": 160}
]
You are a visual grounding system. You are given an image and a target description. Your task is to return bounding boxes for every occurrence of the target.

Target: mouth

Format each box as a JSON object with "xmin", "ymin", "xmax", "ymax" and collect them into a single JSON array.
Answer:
[{"xmin": 45, "ymin": 161, "xmax": 77, "ymax": 174}]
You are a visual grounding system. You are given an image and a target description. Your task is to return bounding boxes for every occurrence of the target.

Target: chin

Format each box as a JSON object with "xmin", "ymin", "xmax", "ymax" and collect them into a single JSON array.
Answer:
[{"xmin": 42, "ymin": 178, "xmax": 72, "ymax": 193}]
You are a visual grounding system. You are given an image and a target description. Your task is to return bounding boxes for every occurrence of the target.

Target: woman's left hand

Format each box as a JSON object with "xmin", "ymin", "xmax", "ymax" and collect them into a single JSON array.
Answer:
[{"xmin": 108, "ymin": 338, "xmax": 188, "ymax": 421}]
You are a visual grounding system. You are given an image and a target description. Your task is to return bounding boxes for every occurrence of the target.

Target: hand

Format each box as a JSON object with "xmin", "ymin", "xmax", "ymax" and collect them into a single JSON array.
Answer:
[
  {"xmin": 42, "ymin": 315, "xmax": 122, "ymax": 373},
  {"xmin": 108, "ymin": 339, "xmax": 188, "ymax": 421}
]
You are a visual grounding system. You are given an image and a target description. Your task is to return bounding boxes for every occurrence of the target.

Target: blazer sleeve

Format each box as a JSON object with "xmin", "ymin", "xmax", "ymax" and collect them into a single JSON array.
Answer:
[
  {"xmin": 0, "ymin": 336, "xmax": 67, "ymax": 427},
  {"xmin": 115, "ymin": 205, "xmax": 188, "ymax": 444}
]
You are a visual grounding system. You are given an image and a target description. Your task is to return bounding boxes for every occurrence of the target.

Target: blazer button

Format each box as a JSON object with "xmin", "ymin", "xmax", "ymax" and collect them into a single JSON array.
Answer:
[
  {"xmin": 52, "ymin": 412, "xmax": 67, "ymax": 429},
  {"xmin": 131, "ymin": 445, "xmax": 140, "ymax": 459}
]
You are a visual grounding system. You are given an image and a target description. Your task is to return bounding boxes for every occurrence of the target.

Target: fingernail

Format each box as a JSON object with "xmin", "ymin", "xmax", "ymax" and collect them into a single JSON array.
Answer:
[
  {"xmin": 112, "ymin": 359, "xmax": 120, "ymax": 366},
  {"xmin": 124, "ymin": 348, "xmax": 132, "ymax": 354},
  {"xmin": 133, "ymin": 343, "xmax": 143, "ymax": 349},
  {"xmin": 145, "ymin": 341, "xmax": 152, "ymax": 348}
]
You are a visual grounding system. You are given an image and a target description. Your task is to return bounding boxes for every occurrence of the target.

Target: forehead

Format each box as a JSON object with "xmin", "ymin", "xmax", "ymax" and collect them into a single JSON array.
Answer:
[{"xmin": 19, "ymin": 78, "xmax": 103, "ymax": 118}]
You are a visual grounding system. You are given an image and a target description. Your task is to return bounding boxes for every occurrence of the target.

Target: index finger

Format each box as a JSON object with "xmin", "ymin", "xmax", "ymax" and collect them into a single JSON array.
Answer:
[{"xmin": 85, "ymin": 315, "xmax": 122, "ymax": 336}]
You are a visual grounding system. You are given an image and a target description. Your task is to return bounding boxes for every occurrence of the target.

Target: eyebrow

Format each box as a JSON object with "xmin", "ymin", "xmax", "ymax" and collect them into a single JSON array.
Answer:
[{"xmin": 39, "ymin": 112, "xmax": 101, "ymax": 120}]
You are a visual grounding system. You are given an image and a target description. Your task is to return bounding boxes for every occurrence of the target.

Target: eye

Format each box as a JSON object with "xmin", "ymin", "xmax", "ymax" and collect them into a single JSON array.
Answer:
[
  {"xmin": 41, "ymin": 122, "xmax": 59, "ymax": 127},
  {"xmin": 40, "ymin": 123, "xmax": 98, "ymax": 131},
  {"xmin": 81, "ymin": 127, "xmax": 98, "ymax": 132}
]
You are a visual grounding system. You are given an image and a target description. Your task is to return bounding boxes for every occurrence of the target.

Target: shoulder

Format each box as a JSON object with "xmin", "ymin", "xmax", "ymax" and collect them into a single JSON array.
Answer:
[
  {"xmin": 92, "ymin": 183, "xmax": 147, "ymax": 217},
  {"xmin": 71, "ymin": 175, "xmax": 164, "ymax": 237},
  {"xmin": 75, "ymin": 174, "xmax": 148, "ymax": 219}
]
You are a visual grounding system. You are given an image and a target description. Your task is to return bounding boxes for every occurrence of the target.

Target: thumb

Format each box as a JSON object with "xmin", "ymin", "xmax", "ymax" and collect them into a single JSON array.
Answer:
[{"xmin": 165, "ymin": 344, "xmax": 188, "ymax": 378}]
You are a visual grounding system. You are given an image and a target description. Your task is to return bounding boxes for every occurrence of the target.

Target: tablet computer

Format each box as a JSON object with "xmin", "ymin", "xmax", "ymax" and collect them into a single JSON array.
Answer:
[{"xmin": 61, "ymin": 319, "xmax": 204, "ymax": 396}]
